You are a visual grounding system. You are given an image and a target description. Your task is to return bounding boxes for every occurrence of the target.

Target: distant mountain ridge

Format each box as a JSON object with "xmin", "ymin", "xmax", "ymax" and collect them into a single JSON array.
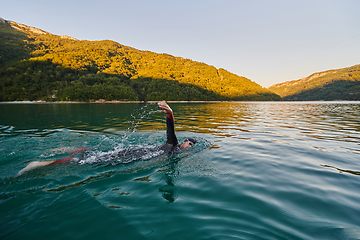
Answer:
[
  {"xmin": 269, "ymin": 65, "xmax": 360, "ymax": 100},
  {"xmin": 0, "ymin": 18, "xmax": 281, "ymax": 102}
]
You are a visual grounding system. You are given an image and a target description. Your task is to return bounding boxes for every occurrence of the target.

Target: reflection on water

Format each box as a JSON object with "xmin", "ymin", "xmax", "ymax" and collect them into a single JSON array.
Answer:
[
  {"xmin": 1, "ymin": 102, "xmax": 359, "ymax": 144},
  {"xmin": 171, "ymin": 102, "xmax": 360, "ymax": 145},
  {"xmin": 0, "ymin": 103, "xmax": 144, "ymax": 131},
  {"xmin": 157, "ymin": 157, "xmax": 182, "ymax": 203}
]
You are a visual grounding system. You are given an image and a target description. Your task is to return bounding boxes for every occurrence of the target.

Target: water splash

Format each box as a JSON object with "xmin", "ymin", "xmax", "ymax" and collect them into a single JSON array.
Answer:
[{"xmin": 123, "ymin": 103, "xmax": 161, "ymax": 139}]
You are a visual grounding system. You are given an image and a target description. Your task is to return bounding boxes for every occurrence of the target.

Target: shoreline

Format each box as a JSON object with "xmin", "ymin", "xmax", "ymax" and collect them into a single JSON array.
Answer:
[
  {"xmin": 0, "ymin": 100, "xmax": 234, "ymax": 104},
  {"xmin": 0, "ymin": 100, "xmax": 233, "ymax": 104},
  {"xmin": 1, "ymin": 100, "xmax": 360, "ymax": 104}
]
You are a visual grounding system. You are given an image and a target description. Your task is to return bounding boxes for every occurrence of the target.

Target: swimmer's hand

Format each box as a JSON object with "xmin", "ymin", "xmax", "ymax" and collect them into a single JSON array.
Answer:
[{"xmin": 158, "ymin": 100, "xmax": 173, "ymax": 116}]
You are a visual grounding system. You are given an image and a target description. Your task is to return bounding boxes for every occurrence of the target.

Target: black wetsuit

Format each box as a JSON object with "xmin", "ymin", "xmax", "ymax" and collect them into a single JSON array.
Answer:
[
  {"xmin": 110, "ymin": 114, "xmax": 181, "ymax": 163},
  {"xmin": 51, "ymin": 114, "xmax": 182, "ymax": 165}
]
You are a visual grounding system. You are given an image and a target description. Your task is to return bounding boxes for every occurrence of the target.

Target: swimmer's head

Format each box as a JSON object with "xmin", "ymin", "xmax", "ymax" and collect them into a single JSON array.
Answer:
[{"xmin": 180, "ymin": 137, "xmax": 197, "ymax": 149}]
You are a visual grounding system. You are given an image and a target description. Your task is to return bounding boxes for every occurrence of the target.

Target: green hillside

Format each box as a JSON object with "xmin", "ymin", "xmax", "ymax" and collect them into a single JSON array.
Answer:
[
  {"xmin": 0, "ymin": 18, "xmax": 281, "ymax": 102},
  {"xmin": 269, "ymin": 65, "xmax": 360, "ymax": 101}
]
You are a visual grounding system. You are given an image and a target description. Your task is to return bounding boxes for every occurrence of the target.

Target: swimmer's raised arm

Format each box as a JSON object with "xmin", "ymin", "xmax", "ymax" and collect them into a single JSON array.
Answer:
[
  {"xmin": 157, "ymin": 100, "xmax": 196, "ymax": 150},
  {"xmin": 158, "ymin": 101, "xmax": 178, "ymax": 146}
]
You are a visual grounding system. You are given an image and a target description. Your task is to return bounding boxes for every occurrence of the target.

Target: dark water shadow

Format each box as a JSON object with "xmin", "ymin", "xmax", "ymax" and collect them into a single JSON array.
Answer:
[
  {"xmin": 320, "ymin": 164, "xmax": 360, "ymax": 176},
  {"xmin": 157, "ymin": 156, "xmax": 182, "ymax": 203}
]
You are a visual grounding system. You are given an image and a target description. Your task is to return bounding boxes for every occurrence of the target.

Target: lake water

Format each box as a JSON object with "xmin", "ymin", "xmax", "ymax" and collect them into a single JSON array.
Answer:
[{"xmin": 1, "ymin": 102, "xmax": 360, "ymax": 240}]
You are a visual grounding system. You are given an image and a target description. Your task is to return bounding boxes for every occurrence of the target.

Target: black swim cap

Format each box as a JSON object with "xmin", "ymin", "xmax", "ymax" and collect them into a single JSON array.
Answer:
[{"xmin": 185, "ymin": 137, "xmax": 197, "ymax": 144}]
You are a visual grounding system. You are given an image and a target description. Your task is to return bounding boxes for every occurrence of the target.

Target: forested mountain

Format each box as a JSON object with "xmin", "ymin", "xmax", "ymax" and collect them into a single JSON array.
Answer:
[
  {"xmin": 0, "ymin": 18, "xmax": 281, "ymax": 102},
  {"xmin": 269, "ymin": 65, "xmax": 360, "ymax": 101}
]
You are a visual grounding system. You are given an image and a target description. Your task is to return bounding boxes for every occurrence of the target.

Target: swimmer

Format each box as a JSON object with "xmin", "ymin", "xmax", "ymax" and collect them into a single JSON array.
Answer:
[{"xmin": 18, "ymin": 101, "xmax": 196, "ymax": 175}]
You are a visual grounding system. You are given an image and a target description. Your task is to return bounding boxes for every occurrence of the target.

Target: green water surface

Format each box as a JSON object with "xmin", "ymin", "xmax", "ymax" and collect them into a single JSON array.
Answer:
[{"xmin": 1, "ymin": 102, "xmax": 360, "ymax": 240}]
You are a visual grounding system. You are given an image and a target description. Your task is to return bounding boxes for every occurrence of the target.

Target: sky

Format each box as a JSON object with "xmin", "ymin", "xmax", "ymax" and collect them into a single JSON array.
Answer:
[{"xmin": 2, "ymin": 0, "xmax": 360, "ymax": 87}]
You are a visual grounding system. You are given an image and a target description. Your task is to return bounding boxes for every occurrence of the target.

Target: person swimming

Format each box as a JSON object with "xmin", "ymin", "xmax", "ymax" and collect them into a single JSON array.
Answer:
[{"xmin": 17, "ymin": 101, "xmax": 196, "ymax": 175}]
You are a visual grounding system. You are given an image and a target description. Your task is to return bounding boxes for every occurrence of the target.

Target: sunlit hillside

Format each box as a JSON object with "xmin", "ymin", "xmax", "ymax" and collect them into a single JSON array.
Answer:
[
  {"xmin": 0, "ymin": 18, "xmax": 281, "ymax": 102},
  {"xmin": 269, "ymin": 65, "xmax": 360, "ymax": 101}
]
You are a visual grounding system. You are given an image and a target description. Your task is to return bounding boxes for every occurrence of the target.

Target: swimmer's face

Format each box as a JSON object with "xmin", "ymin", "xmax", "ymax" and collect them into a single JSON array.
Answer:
[{"xmin": 180, "ymin": 138, "xmax": 196, "ymax": 149}]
